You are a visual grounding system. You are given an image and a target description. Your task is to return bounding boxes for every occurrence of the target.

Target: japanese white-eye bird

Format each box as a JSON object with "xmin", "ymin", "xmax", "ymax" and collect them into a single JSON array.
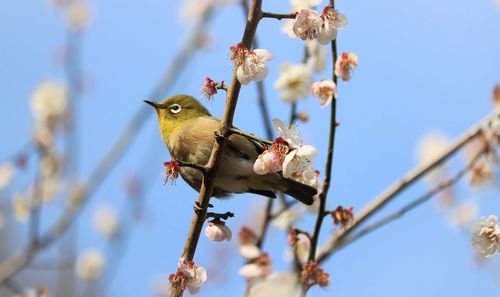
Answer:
[{"xmin": 145, "ymin": 95, "xmax": 316, "ymax": 205}]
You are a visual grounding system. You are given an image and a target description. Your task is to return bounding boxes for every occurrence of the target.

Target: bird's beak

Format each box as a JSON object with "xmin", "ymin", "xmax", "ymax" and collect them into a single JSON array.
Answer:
[{"xmin": 144, "ymin": 100, "xmax": 160, "ymax": 109}]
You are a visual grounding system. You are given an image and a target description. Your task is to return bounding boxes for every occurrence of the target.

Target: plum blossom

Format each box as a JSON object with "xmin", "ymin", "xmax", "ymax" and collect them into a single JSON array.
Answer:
[
  {"xmin": 282, "ymin": 145, "xmax": 319, "ymax": 179},
  {"xmin": 272, "ymin": 118, "xmax": 303, "ymax": 148},
  {"xmin": 253, "ymin": 138, "xmax": 289, "ymax": 175},
  {"xmin": 239, "ymin": 253, "xmax": 272, "ymax": 281},
  {"xmin": 75, "ymin": 249, "xmax": 106, "ymax": 281},
  {"xmin": 331, "ymin": 205, "xmax": 354, "ymax": 227},
  {"xmin": 240, "ymin": 244, "xmax": 262, "ymax": 259},
  {"xmin": 311, "ymin": 79, "xmax": 337, "ymax": 107},
  {"xmin": 470, "ymin": 162, "xmax": 495, "ymax": 188},
  {"xmin": 294, "ymin": 167, "xmax": 320, "ymax": 189},
  {"xmin": 272, "ymin": 209, "xmax": 302, "ymax": 230},
  {"xmin": 247, "ymin": 273, "xmax": 300, "ymax": 297},
  {"xmin": 238, "ymin": 227, "xmax": 261, "ymax": 259},
  {"xmin": 317, "ymin": 6, "xmax": 348, "ymax": 45},
  {"xmin": 335, "ymin": 52, "xmax": 358, "ymax": 81},
  {"xmin": 30, "ymin": 81, "xmax": 68, "ymax": 129},
  {"xmin": 416, "ymin": 131, "xmax": 450, "ymax": 184},
  {"xmin": 205, "ymin": 220, "xmax": 232, "ymax": 242},
  {"xmin": 305, "ymin": 40, "xmax": 326, "ymax": 73},
  {"xmin": 292, "ymin": 9, "xmax": 323, "ymax": 40},
  {"xmin": 65, "ymin": 1, "xmax": 91, "ymax": 30},
  {"xmin": 230, "ymin": 43, "xmax": 272, "ymax": 85},
  {"xmin": 471, "ymin": 215, "xmax": 500, "ymax": 257},
  {"xmin": 92, "ymin": 205, "xmax": 120, "ymax": 237},
  {"xmin": 274, "ymin": 63, "xmax": 313, "ymax": 103},
  {"xmin": 175, "ymin": 259, "xmax": 207, "ymax": 294},
  {"xmin": 0, "ymin": 162, "xmax": 15, "ymax": 191},
  {"xmin": 200, "ymin": 77, "xmax": 219, "ymax": 101},
  {"xmin": 449, "ymin": 200, "xmax": 478, "ymax": 228}
]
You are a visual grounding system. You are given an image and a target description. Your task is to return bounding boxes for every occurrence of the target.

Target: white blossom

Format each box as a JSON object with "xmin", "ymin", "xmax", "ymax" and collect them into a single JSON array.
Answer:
[
  {"xmin": 178, "ymin": 259, "xmax": 207, "ymax": 294},
  {"xmin": 205, "ymin": 220, "xmax": 232, "ymax": 242},
  {"xmin": 471, "ymin": 215, "xmax": 500, "ymax": 257},
  {"xmin": 0, "ymin": 162, "xmax": 15, "ymax": 191},
  {"xmin": 292, "ymin": 9, "xmax": 323, "ymax": 40},
  {"xmin": 30, "ymin": 81, "xmax": 68, "ymax": 128},
  {"xmin": 239, "ymin": 263, "xmax": 270, "ymax": 281},
  {"xmin": 65, "ymin": 1, "xmax": 91, "ymax": 30},
  {"xmin": 274, "ymin": 63, "xmax": 313, "ymax": 103},
  {"xmin": 305, "ymin": 40, "xmax": 326, "ymax": 73},
  {"xmin": 75, "ymin": 249, "xmax": 106, "ymax": 281},
  {"xmin": 283, "ymin": 145, "xmax": 319, "ymax": 179},
  {"xmin": 248, "ymin": 273, "xmax": 300, "ymax": 297},
  {"xmin": 272, "ymin": 118, "xmax": 303, "ymax": 148},
  {"xmin": 11, "ymin": 193, "xmax": 31, "ymax": 222},
  {"xmin": 239, "ymin": 244, "xmax": 261, "ymax": 259},
  {"xmin": 93, "ymin": 205, "xmax": 120, "ymax": 237},
  {"xmin": 311, "ymin": 79, "xmax": 337, "ymax": 107},
  {"xmin": 272, "ymin": 209, "xmax": 302, "ymax": 230},
  {"xmin": 416, "ymin": 131, "xmax": 450, "ymax": 184},
  {"xmin": 230, "ymin": 44, "xmax": 272, "ymax": 85},
  {"xmin": 449, "ymin": 200, "xmax": 478, "ymax": 228},
  {"xmin": 317, "ymin": 7, "xmax": 348, "ymax": 45}
]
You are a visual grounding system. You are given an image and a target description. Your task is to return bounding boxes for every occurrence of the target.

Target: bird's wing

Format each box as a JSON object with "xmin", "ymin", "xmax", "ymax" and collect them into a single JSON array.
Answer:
[{"xmin": 227, "ymin": 133, "xmax": 264, "ymax": 160}]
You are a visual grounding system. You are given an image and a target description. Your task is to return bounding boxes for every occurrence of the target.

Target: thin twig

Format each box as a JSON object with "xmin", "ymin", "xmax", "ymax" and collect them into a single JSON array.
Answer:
[
  {"xmin": 316, "ymin": 109, "xmax": 500, "ymax": 264},
  {"xmin": 230, "ymin": 128, "xmax": 273, "ymax": 145},
  {"xmin": 261, "ymin": 11, "xmax": 296, "ymax": 20},
  {"xmin": 307, "ymin": 1, "xmax": 339, "ymax": 263},
  {"xmin": 332, "ymin": 143, "xmax": 488, "ymax": 252}
]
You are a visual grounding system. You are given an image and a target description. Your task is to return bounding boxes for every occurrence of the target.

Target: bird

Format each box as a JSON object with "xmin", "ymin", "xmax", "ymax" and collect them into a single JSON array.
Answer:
[{"xmin": 145, "ymin": 94, "xmax": 316, "ymax": 205}]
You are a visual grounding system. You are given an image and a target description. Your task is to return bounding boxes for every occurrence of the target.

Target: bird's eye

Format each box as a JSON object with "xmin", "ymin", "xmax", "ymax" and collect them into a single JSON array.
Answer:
[{"xmin": 169, "ymin": 104, "xmax": 182, "ymax": 114}]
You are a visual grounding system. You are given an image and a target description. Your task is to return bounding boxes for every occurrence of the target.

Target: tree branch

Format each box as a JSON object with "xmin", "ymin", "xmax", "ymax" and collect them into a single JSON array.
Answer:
[{"xmin": 316, "ymin": 109, "xmax": 500, "ymax": 263}]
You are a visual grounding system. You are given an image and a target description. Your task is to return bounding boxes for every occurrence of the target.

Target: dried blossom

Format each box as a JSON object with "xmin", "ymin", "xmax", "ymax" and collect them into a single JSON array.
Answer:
[
  {"xmin": 200, "ymin": 77, "xmax": 219, "ymax": 101},
  {"xmin": 300, "ymin": 261, "xmax": 330, "ymax": 290},
  {"xmin": 297, "ymin": 111, "xmax": 309, "ymax": 122},
  {"xmin": 470, "ymin": 162, "xmax": 495, "ymax": 188},
  {"xmin": 334, "ymin": 52, "xmax": 358, "ymax": 81},
  {"xmin": 163, "ymin": 160, "xmax": 180, "ymax": 185},
  {"xmin": 331, "ymin": 205, "xmax": 354, "ymax": 227}
]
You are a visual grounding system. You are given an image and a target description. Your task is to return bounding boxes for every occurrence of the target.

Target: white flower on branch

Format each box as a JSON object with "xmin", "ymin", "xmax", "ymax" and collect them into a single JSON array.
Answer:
[
  {"xmin": 449, "ymin": 200, "xmax": 478, "ymax": 229},
  {"xmin": 239, "ymin": 254, "xmax": 272, "ymax": 281},
  {"xmin": 230, "ymin": 43, "xmax": 272, "ymax": 85},
  {"xmin": 253, "ymin": 138, "xmax": 289, "ymax": 175},
  {"xmin": 93, "ymin": 205, "xmax": 120, "ymax": 238},
  {"xmin": 0, "ymin": 162, "xmax": 15, "ymax": 191},
  {"xmin": 293, "ymin": 166, "xmax": 320, "ymax": 189},
  {"xmin": 311, "ymin": 79, "xmax": 337, "ymax": 107},
  {"xmin": 274, "ymin": 63, "xmax": 313, "ymax": 103},
  {"xmin": 177, "ymin": 259, "xmax": 207, "ymax": 294},
  {"xmin": 239, "ymin": 244, "xmax": 262, "ymax": 259},
  {"xmin": 317, "ymin": 6, "xmax": 348, "ymax": 45},
  {"xmin": 292, "ymin": 9, "xmax": 323, "ymax": 40},
  {"xmin": 334, "ymin": 52, "xmax": 359, "ymax": 81},
  {"xmin": 11, "ymin": 193, "xmax": 31, "ymax": 222},
  {"xmin": 247, "ymin": 273, "xmax": 300, "ymax": 297},
  {"xmin": 75, "ymin": 249, "xmax": 106, "ymax": 281},
  {"xmin": 65, "ymin": 1, "xmax": 92, "ymax": 30},
  {"xmin": 471, "ymin": 215, "xmax": 500, "ymax": 257},
  {"xmin": 272, "ymin": 118, "xmax": 303, "ymax": 148},
  {"xmin": 305, "ymin": 40, "xmax": 326, "ymax": 73},
  {"xmin": 30, "ymin": 81, "xmax": 68, "ymax": 129},
  {"xmin": 283, "ymin": 145, "xmax": 319, "ymax": 179},
  {"xmin": 205, "ymin": 220, "xmax": 232, "ymax": 242},
  {"xmin": 272, "ymin": 208, "xmax": 302, "ymax": 230}
]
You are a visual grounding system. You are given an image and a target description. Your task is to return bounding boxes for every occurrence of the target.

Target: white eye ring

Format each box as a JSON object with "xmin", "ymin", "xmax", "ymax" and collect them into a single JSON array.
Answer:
[{"xmin": 169, "ymin": 104, "xmax": 182, "ymax": 114}]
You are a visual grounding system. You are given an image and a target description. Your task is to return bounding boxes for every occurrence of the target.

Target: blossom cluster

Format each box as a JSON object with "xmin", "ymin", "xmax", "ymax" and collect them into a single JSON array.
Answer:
[
  {"xmin": 253, "ymin": 119, "xmax": 320, "ymax": 189},
  {"xmin": 169, "ymin": 259, "xmax": 207, "ymax": 295},
  {"xmin": 290, "ymin": 6, "xmax": 348, "ymax": 45}
]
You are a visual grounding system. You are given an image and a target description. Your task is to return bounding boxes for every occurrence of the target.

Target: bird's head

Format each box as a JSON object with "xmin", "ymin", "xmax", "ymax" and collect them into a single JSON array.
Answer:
[{"xmin": 145, "ymin": 94, "xmax": 211, "ymax": 144}]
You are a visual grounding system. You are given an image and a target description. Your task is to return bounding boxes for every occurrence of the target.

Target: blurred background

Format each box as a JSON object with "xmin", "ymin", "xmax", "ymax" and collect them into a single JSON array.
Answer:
[{"xmin": 1, "ymin": 0, "xmax": 500, "ymax": 296}]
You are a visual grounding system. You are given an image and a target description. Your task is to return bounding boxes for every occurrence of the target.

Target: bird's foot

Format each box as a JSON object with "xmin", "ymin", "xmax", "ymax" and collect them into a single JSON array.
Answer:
[
  {"xmin": 206, "ymin": 211, "xmax": 235, "ymax": 221},
  {"xmin": 214, "ymin": 130, "xmax": 224, "ymax": 143},
  {"xmin": 193, "ymin": 202, "xmax": 214, "ymax": 216}
]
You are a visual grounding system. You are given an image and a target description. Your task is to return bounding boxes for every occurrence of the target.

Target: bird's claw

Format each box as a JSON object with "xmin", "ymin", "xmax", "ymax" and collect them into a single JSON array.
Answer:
[
  {"xmin": 214, "ymin": 131, "xmax": 224, "ymax": 143},
  {"xmin": 207, "ymin": 211, "xmax": 235, "ymax": 220},
  {"xmin": 193, "ymin": 202, "xmax": 214, "ymax": 216}
]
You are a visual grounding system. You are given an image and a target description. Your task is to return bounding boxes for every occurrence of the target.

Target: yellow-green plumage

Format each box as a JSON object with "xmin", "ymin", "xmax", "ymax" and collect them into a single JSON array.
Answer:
[{"xmin": 146, "ymin": 94, "xmax": 315, "ymax": 205}]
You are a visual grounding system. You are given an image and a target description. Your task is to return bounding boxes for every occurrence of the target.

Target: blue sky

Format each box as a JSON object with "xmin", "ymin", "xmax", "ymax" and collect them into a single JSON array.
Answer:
[{"xmin": 1, "ymin": 0, "xmax": 500, "ymax": 296}]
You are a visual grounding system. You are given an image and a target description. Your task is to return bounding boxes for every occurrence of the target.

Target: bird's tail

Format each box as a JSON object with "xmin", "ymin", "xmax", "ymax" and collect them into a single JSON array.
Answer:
[{"xmin": 283, "ymin": 178, "xmax": 317, "ymax": 205}]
